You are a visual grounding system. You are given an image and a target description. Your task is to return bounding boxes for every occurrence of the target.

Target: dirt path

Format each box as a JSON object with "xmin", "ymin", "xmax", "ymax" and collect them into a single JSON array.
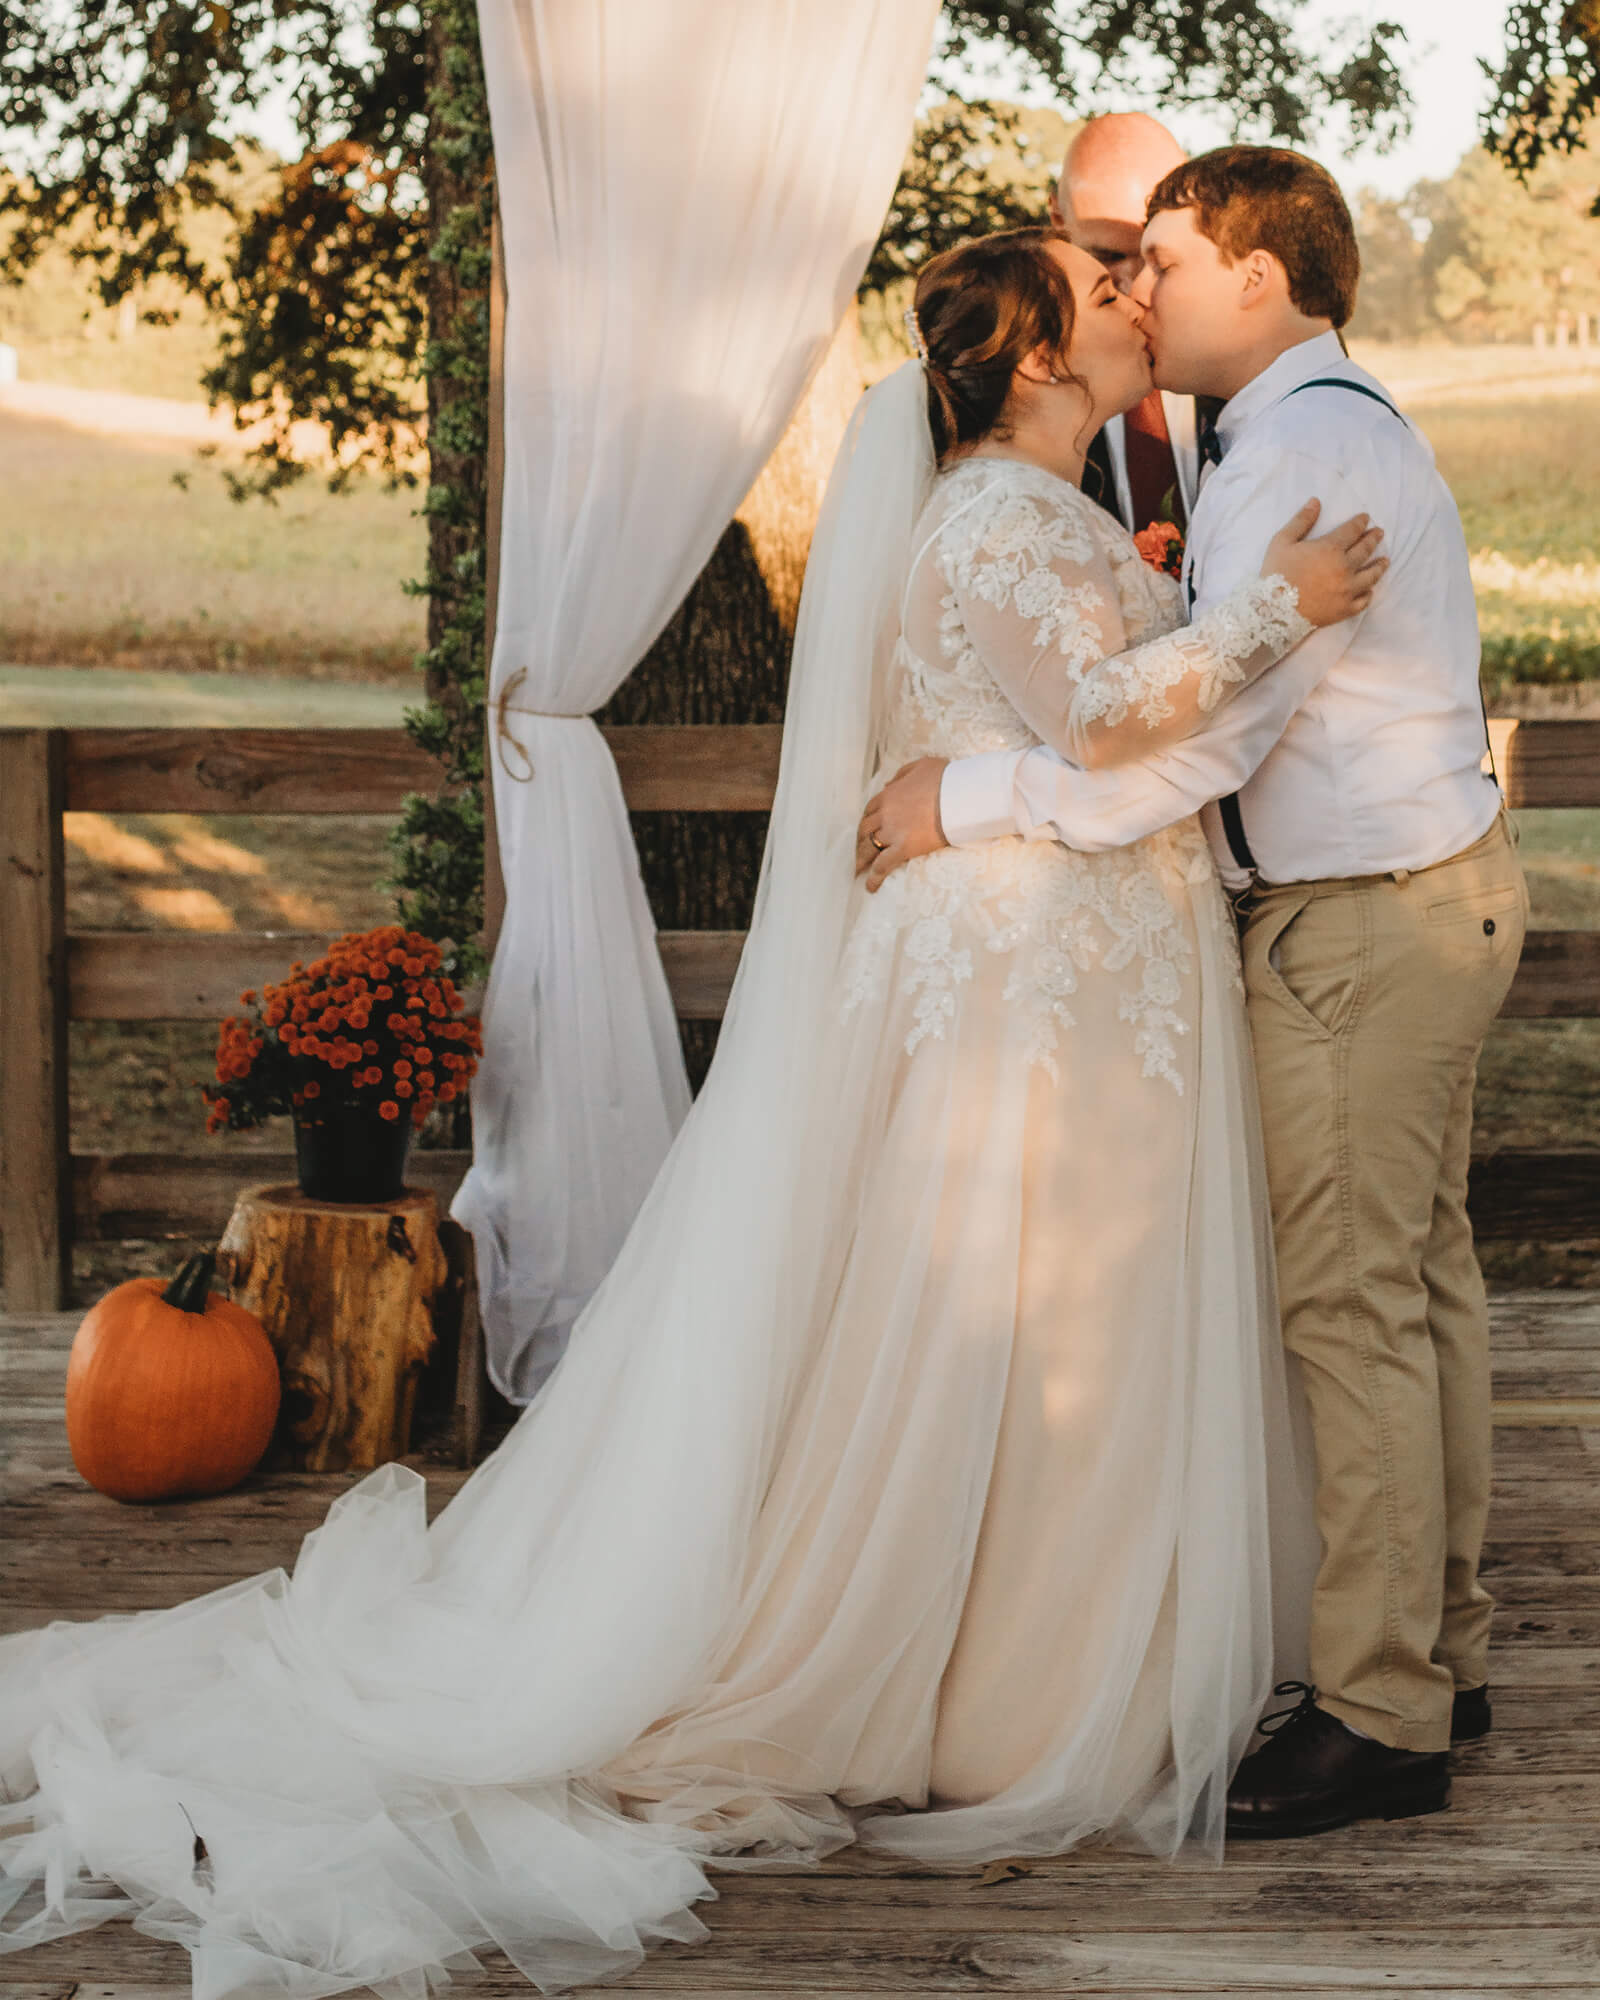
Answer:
[{"xmin": 0, "ymin": 378, "xmax": 337, "ymax": 457}]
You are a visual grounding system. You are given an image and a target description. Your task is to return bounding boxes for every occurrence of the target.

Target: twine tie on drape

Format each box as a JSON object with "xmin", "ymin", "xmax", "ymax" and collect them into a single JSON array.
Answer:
[{"xmin": 495, "ymin": 666, "xmax": 592, "ymax": 781}]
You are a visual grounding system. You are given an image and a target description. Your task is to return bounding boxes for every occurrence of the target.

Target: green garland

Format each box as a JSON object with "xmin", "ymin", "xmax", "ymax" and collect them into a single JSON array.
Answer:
[{"xmin": 390, "ymin": 0, "xmax": 494, "ymax": 979}]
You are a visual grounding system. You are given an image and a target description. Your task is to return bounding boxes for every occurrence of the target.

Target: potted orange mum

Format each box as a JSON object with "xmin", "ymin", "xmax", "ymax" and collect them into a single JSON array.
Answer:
[{"xmin": 203, "ymin": 927, "xmax": 484, "ymax": 1203}]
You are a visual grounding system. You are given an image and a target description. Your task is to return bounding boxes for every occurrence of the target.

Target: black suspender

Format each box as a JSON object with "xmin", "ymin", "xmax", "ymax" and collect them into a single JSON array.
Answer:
[{"xmin": 1284, "ymin": 376, "xmax": 1406, "ymax": 423}]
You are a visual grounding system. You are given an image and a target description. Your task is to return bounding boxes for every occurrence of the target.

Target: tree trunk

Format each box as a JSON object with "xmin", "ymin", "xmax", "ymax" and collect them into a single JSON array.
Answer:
[
  {"xmin": 218, "ymin": 1186, "xmax": 446, "ymax": 1472},
  {"xmin": 598, "ymin": 316, "xmax": 866, "ymax": 1086},
  {"xmin": 423, "ymin": 3, "xmax": 491, "ymax": 706}
]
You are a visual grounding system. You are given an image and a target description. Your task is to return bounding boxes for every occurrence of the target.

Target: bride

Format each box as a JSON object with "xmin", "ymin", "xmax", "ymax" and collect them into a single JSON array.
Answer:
[{"xmin": 1, "ymin": 227, "xmax": 1384, "ymax": 1999}]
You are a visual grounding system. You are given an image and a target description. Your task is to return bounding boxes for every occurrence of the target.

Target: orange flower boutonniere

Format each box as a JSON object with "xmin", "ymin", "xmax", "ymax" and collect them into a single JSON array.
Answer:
[{"xmin": 1134, "ymin": 519, "xmax": 1185, "ymax": 580}]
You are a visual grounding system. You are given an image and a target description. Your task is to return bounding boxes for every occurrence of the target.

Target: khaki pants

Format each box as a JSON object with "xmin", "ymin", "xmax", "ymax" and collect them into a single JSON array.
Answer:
[{"xmin": 1242, "ymin": 811, "xmax": 1529, "ymax": 1753}]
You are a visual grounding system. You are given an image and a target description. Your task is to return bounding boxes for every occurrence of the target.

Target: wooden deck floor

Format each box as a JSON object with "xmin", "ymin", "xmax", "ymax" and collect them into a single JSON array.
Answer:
[{"xmin": 4, "ymin": 1295, "xmax": 1600, "ymax": 1999}]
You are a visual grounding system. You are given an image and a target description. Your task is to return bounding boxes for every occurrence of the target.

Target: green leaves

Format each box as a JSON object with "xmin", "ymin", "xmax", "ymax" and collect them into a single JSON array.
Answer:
[
  {"xmin": 1481, "ymin": 5, "xmax": 1600, "ymax": 197},
  {"xmin": 864, "ymin": 99, "xmax": 1052, "ymax": 292},
  {"xmin": 932, "ymin": 0, "xmax": 1411, "ymax": 151}
]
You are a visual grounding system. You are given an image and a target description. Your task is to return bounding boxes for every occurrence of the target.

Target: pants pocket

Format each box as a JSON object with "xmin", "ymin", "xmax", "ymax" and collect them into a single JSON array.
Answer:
[
  {"xmin": 1422, "ymin": 882, "xmax": 1523, "ymax": 927},
  {"xmin": 1418, "ymin": 868, "xmax": 1529, "ymax": 1011},
  {"xmin": 1248, "ymin": 890, "xmax": 1361, "ymax": 1041}
]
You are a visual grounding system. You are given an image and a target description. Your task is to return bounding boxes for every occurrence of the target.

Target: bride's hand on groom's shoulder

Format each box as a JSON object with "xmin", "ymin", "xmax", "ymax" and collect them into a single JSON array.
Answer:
[
  {"xmin": 856, "ymin": 758, "xmax": 950, "ymax": 891},
  {"xmin": 1264, "ymin": 497, "xmax": 1389, "ymax": 631}
]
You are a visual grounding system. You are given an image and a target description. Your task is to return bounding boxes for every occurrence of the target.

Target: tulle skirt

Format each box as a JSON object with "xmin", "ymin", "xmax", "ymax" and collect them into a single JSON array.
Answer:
[{"xmin": 0, "ymin": 825, "xmax": 1316, "ymax": 1999}]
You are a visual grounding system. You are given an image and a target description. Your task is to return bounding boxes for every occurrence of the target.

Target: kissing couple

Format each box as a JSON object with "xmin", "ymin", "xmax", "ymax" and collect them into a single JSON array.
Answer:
[{"xmin": 0, "ymin": 145, "xmax": 1527, "ymax": 1999}]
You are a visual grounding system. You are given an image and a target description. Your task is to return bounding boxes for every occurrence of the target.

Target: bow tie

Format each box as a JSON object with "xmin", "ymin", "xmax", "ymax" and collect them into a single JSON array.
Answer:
[{"xmin": 1198, "ymin": 418, "xmax": 1225, "ymax": 470}]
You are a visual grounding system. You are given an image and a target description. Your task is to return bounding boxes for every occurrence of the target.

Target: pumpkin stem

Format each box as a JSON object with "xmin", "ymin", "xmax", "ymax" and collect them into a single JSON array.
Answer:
[{"xmin": 163, "ymin": 1251, "xmax": 217, "ymax": 1314}]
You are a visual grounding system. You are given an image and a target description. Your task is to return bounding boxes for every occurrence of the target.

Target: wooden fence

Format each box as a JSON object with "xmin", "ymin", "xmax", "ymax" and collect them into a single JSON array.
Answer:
[{"xmin": 2, "ymin": 717, "xmax": 1598, "ymax": 1313}]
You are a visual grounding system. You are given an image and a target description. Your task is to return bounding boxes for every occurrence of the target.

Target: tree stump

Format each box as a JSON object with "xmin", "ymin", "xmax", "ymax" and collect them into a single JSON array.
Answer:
[{"xmin": 217, "ymin": 1184, "xmax": 446, "ymax": 1472}]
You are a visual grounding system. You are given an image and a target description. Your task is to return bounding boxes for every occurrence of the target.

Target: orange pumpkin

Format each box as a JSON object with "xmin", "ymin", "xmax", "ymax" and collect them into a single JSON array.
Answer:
[{"xmin": 66, "ymin": 1252, "xmax": 281, "ymax": 1502}]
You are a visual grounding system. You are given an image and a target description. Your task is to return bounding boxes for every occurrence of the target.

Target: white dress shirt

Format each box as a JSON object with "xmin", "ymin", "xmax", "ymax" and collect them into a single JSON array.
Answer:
[
  {"xmin": 939, "ymin": 331, "xmax": 1502, "ymax": 888},
  {"xmin": 1100, "ymin": 392, "xmax": 1201, "ymax": 531}
]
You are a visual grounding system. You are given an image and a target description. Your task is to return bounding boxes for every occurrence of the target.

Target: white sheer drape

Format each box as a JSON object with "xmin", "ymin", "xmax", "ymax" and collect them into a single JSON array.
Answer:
[{"xmin": 454, "ymin": 0, "xmax": 942, "ymax": 1400}]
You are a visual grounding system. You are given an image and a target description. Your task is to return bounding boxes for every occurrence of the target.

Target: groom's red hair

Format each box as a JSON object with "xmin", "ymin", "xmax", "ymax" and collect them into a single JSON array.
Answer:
[{"xmin": 1147, "ymin": 146, "xmax": 1359, "ymax": 327}]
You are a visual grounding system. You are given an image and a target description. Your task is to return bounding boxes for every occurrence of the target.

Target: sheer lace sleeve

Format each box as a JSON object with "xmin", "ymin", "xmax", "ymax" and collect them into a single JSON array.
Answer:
[{"xmin": 947, "ymin": 479, "xmax": 1313, "ymax": 771}]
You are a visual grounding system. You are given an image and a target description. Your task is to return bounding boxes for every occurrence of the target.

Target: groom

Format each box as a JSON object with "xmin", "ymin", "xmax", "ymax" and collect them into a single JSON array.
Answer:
[{"xmin": 858, "ymin": 146, "xmax": 1528, "ymax": 1837}]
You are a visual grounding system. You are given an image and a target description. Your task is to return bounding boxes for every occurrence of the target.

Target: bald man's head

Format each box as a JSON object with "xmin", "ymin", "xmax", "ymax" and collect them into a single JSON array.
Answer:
[{"xmin": 1049, "ymin": 113, "xmax": 1187, "ymax": 290}]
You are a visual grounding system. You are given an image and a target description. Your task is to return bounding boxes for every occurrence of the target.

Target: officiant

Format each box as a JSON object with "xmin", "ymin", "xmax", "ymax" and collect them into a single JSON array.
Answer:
[{"xmin": 1050, "ymin": 113, "xmax": 1204, "ymax": 532}]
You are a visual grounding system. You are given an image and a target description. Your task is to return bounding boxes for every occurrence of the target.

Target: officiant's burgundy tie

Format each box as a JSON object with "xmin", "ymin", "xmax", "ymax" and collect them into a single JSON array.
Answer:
[{"xmin": 1123, "ymin": 389, "xmax": 1183, "ymax": 529}]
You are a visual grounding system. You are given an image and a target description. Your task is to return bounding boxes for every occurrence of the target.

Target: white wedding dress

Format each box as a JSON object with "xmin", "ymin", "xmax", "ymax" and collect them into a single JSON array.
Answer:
[{"xmin": 0, "ymin": 366, "xmax": 1318, "ymax": 2000}]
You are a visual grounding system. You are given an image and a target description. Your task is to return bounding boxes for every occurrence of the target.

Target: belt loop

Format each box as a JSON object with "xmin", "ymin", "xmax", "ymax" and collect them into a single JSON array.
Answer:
[{"xmin": 1390, "ymin": 867, "xmax": 1411, "ymax": 886}]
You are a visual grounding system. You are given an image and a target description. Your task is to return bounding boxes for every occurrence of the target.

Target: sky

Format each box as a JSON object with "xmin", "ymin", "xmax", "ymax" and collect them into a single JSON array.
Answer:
[
  {"xmin": 238, "ymin": 0, "xmax": 1518, "ymax": 205},
  {"xmin": 1197, "ymin": 0, "xmax": 1513, "ymax": 195},
  {"xmin": 1040, "ymin": 0, "xmax": 1518, "ymax": 199}
]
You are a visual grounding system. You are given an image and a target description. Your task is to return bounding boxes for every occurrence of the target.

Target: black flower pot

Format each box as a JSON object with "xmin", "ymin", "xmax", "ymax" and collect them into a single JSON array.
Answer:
[{"xmin": 293, "ymin": 1100, "xmax": 412, "ymax": 1204}]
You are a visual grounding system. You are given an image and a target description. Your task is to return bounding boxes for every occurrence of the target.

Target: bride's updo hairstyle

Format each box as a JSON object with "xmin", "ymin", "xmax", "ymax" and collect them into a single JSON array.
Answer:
[{"xmin": 912, "ymin": 228, "xmax": 1081, "ymax": 465}]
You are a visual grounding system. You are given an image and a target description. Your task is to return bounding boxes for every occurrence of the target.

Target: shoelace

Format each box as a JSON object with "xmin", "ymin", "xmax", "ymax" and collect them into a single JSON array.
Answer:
[{"xmin": 1255, "ymin": 1679, "xmax": 1321, "ymax": 1736}]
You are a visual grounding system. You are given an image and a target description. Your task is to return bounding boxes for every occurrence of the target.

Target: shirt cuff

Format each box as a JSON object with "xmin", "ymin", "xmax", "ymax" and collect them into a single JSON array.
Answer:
[{"xmin": 939, "ymin": 750, "xmax": 1027, "ymax": 846}]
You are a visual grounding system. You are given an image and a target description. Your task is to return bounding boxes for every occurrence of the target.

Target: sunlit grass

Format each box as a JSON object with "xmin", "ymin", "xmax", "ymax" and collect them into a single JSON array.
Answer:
[
  {"xmin": 0, "ymin": 406, "xmax": 426, "ymax": 679},
  {"xmin": 1402, "ymin": 369, "xmax": 1600, "ymax": 688}
]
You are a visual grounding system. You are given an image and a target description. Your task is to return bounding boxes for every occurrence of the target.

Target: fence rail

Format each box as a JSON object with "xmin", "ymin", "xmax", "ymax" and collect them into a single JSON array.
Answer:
[{"xmin": 3, "ymin": 718, "xmax": 1598, "ymax": 1310}]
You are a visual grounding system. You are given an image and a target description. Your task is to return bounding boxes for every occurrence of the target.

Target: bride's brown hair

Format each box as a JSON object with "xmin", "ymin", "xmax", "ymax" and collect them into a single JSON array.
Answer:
[{"xmin": 912, "ymin": 228, "xmax": 1082, "ymax": 465}]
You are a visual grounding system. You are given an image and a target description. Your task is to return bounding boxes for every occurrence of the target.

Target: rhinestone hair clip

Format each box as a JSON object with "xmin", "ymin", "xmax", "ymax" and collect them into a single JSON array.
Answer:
[{"xmin": 903, "ymin": 305, "xmax": 930, "ymax": 364}]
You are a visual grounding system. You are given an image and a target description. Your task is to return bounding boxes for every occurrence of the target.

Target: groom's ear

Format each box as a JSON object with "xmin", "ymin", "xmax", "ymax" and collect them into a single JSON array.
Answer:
[{"xmin": 1237, "ymin": 247, "xmax": 1285, "ymax": 312}]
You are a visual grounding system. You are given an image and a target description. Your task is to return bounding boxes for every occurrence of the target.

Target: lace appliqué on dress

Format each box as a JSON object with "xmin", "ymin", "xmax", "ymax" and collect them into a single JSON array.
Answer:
[
  {"xmin": 1073, "ymin": 572, "xmax": 1310, "ymax": 737},
  {"xmin": 840, "ymin": 831, "xmax": 1206, "ymax": 1094}
]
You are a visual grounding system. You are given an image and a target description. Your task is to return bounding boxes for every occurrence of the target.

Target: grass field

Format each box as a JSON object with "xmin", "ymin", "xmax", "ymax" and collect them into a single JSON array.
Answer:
[
  {"xmin": 0, "ymin": 404, "xmax": 426, "ymax": 677},
  {"xmin": 1407, "ymin": 371, "xmax": 1600, "ymax": 689}
]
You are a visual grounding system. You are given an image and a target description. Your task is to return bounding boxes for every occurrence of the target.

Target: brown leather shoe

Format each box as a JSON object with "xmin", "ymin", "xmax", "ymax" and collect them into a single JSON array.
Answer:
[
  {"xmin": 1452, "ymin": 1684, "xmax": 1491, "ymax": 1742},
  {"xmin": 1226, "ymin": 1682, "xmax": 1450, "ymax": 1840}
]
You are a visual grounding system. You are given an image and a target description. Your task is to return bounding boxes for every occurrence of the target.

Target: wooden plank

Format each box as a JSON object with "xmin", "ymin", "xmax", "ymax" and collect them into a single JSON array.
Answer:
[
  {"xmin": 63, "ymin": 728, "xmax": 440, "ymax": 815},
  {"xmin": 0, "ymin": 1987, "xmax": 1554, "ymax": 2000},
  {"xmin": 657, "ymin": 929, "xmax": 746, "ymax": 1019},
  {"xmin": 0, "ymin": 731, "xmax": 71, "ymax": 1310},
  {"xmin": 691, "ymin": 1873, "xmax": 1600, "ymax": 1931},
  {"xmin": 1467, "ymin": 1151, "xmax": 1600, "ymax": 1244},
  {"xmin": 68, "ymin": 930, "xmax": 331, "ymax": 1020},
  {"xmin": 67, "ymin": 926, "xmax": 749, "ymax": 1022},
  {"xmin": 606, "ymin": 724, "xmax": 783, "ymax": 811},
  {"xmin": 71, "ymin": 1151, "xmax": 472, "ymax": 1240},
  {"xmin": 299, "ymin": 1927, "xmax": 1600, "ymax": 1989},
  {"xmin": 53, "ymin": 716, "xmax": 1596, "ymax": 822},
  {"xmin": 42, "ymin": 716, "xmax": 1600, "ymax": 824},
  {"xmin": 1490, "ymin": 1293, "xmax": 1600, "ymax": 1346},
  {"xmin": 1492, "ymin": 717, "xmax": 1600, "ymax": 810},
  {"xmin": 1491, "ymin": 1351, "xmax": 1600, "ymax": 1394},
  {"xmin": 1499, "ymin": 929, "xmax": 1600, "ymax": 1020},
  {"xmin": 62, "ymin": 724, "xmax": 784, "ymax": 816},
  {"xmin": 444, "ymin": 1214, "xmax": 486, "ymax": 1467},
  {"xmin": 1493, "ymin": 1401, "xmax": 1600, "ymax": 1426}
]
